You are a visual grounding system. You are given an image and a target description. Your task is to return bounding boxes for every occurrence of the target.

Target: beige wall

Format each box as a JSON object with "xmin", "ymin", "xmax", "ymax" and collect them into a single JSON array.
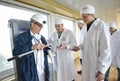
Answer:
[
  {"xmin": 98, "ymin": 8, "xmax": 120, "ymax": 29},
  {"xmin": 116, "ymin": 14, "xmax": 120, "ymax": 30}
]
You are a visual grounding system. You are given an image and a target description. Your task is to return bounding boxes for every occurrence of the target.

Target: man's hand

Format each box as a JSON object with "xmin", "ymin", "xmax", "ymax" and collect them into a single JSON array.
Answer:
[
  {"xmin": 96, "ymin": 71, "xmax": 104, "ymax": 81},
  {"xmin": 32, "ymin": 43, "xmax": 46, "ymax": 50},
  {"xmin": 58, "ymin": 44, "xmax": 67, "ymax": 50},
  {"xmin": 72, "ymin": 46, "xmax": 80, "ymax": 51}
]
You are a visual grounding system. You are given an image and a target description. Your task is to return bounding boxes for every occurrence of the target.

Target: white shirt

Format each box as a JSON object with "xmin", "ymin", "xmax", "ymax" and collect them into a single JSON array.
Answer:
[{"xmin": 30, "ymin": 31, "xmax": 45, "ymax": 81}]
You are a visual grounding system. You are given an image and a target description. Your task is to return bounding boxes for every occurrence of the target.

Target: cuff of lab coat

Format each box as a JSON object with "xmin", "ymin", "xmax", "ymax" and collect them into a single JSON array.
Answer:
[
  {"xmin": 66, "ymin": 45, "xmax": 72, "ymax": 50},
  {"xmin": 78, "ymin": 44, "xmax": 83, "ymax": 50},
  {"xmin": 98, "ymin": 68, "xmax": 107, "ymax": 74}
]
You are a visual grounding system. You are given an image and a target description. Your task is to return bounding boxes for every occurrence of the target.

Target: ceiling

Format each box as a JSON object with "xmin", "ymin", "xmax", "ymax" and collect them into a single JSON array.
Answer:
[{"xmin": 54, "ymin": 0, "xmax": 120, "ymax": 16}]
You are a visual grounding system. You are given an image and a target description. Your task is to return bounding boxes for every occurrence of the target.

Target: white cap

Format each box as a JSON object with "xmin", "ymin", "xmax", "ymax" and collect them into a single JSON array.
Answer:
[
  {"xmin": 31, "ymin": 14, "xmax": 46, "ymax": 24},
  {"xmin": 80, "ymin": 4, "xmax": 95, "ymax": 14},
  {"xmin": 55, "ymin": 18, "xmax": 63, "ymax": 24},
  {"xmin": 77, "ymin": 20, "xmax": 84, "ymax": 24},
  {"xmin": 108, "ymin": 21, "xmax": 116, "ymax": 29}
]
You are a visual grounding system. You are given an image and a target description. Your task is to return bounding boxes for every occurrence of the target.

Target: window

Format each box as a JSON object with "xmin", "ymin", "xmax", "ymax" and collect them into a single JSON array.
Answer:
[
  {"xmin": 75, "ymin": 22, "xmax": 80, "ymax": 44},
  {"xmin": 0, "ymin": 4, "xmax": 49, "ymax": 79},
  {"xmin": 61, "ymin": 18, "xmax": 74, "ymax": 31}
]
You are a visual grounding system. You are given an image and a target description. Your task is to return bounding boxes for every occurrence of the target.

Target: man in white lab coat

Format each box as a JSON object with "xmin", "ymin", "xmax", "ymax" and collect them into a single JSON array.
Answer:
[
  {"xmin": 73, "ymin": 5, "xmax": 111, "ymax": 81},
  {"xmin": 77, "ymin": 20, "xmax": 87, "ymax": 74},
  {"xmin": 104, "ymin": 22, "xmax": 120, "ymax": 81},
  {"xmin": 47, "ymin": 18, "xmax": 76, "ymax": 81}
]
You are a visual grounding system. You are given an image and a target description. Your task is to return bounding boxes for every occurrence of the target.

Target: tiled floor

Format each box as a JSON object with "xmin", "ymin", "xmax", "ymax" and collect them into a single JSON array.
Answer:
[
  {"xmin": 74, "ymin": 58, "xmax": 118, "ymax": 81},
  {"xmin": 74, "ymin": 58, "xmax": 82, "ymax": 81},
  {"xmin": 1, "ymin": 58, "xmax": 118, "ymax": 81}
]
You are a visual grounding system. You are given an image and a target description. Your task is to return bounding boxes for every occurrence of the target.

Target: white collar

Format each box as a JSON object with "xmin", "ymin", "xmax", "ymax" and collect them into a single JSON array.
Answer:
[
  {"xmin": 30, "ymin": 30, "xmax": 34, "ymax": 36},
  {"xmin": 30, "ymin": 31, "xmax": 41, "ymax": 39}
]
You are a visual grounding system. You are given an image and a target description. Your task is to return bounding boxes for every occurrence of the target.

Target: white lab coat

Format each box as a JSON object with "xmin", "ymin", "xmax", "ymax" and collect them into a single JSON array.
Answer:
[
  {"xmin": 47, "ymin": 29, "xmax": 76, "ymax": 81},
  {"xmin": 111, "ymin": 30, "xmax": 120, "ymax": 68},
  {"xmin": 78, "ymin": 26, "xmax": 87, "ymax": 59},
  {"xmin": 79, "ymin": 18, "xmax": 111, "ymax": 81}
]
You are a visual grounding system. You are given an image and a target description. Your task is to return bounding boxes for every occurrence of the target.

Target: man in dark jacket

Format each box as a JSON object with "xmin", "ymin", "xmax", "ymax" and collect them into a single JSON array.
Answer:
[{"xmin": 13, "ymin": 14, "xmax": 49, "ymax": 81}]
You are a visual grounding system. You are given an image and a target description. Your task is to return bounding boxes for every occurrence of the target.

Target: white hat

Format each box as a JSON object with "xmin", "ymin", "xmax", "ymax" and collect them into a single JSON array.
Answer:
[
  {"xmin": 31, "ymin": 14, "xmax": 46, "ymax": 24},
  {"xmin": 108, "ymin": 21, "xmax": 116, "ymax": 29},
  {"xmin": 80, "ymin": 4, "xmax": 95, "ymax": 14},
  {"xmin": 77, "ymin": 20, "xmax": 84, "ymax": 24},
  {"xmin": 55, "ymin": 18, "xmax": 63, "ymax": 24}
]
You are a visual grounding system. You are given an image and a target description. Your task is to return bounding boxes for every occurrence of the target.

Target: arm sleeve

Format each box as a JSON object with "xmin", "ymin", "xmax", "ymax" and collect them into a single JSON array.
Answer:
[
  {"xmin": 98, "ymin": 22, "xmax": 111, "ymax": 74},
  {"xmin": 78, "ymin": 44, "xmax": 83, "ymax": 50},
  {"xmin": 41, "ymin": 35, "xmax": 50, "ymax": 55},
  {"xmin": 13, "ymin": 35, "xmax": 32, "ymax": 56}
]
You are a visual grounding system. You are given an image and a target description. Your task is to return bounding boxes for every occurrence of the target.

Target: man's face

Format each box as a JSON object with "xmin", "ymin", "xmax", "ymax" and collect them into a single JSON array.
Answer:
[
  {"xmin": 78, "ymin": 23, "xmax": 83, "ymax": 29},
  {"xmin": 81, "ymin": 14, "xmax": 93, "ymax": 23},
  {"xmin": 109, "ymin": 27, "xmax": 115, "ymax": 33},
  {"xmin": 31, "ymin": 21, "xmax": 43, "ymax": 34},
  {"xmin": 55, "ymin": 24, "xmax": 64, "ymax": 32}
]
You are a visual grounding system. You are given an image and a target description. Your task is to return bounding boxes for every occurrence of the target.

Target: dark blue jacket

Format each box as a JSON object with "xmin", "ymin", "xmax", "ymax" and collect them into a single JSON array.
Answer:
[{"xmin": 13, "ymin": 30, "xmax": 49, "ymax": 81}]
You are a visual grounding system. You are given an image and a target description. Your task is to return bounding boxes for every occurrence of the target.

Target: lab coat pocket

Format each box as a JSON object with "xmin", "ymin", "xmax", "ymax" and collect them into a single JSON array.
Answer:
[
  {"xmin": 53, "ymin": 57, "xmax": 57, "ymax": 71},
  {"xmin": 116, "ymin": 55, "xmax": 120, "ymax": 68}
]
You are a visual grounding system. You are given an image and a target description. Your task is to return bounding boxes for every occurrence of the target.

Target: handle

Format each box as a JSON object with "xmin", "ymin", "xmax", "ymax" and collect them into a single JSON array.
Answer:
[
  {"xmin": 7, "ymin": 50, "xmax": 36, "ymax": 62},
  {"xmin": 7, "ymin": 56, "xmax": 18, "ymax": 61}
]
